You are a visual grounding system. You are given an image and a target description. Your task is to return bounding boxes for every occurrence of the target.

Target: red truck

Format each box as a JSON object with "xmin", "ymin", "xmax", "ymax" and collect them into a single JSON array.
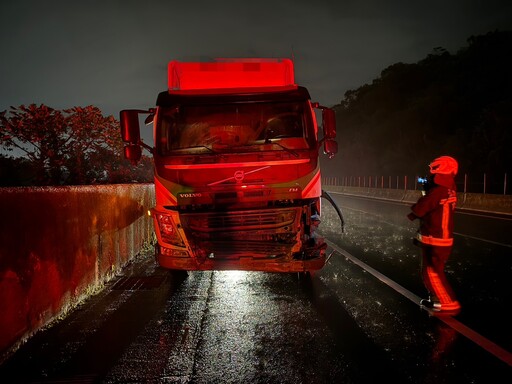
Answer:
[{"xmin": 120, "ymin": 58, "xmax": 338, "ymax": 272}]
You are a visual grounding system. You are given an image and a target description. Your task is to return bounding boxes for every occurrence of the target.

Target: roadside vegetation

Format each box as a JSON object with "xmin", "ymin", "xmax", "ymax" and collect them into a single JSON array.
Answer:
[
  {"xmin": 0, "ymin": 105, "xmax": 152, "ymax": 186},
  {"xmin": 323, "ymin": 30, "xmax": 511, "ymax": 193}
]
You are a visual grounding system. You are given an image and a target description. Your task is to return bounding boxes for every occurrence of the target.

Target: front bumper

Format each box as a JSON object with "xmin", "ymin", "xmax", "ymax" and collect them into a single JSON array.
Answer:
[{"xmin": 156, "ymin": 245, "xmax": 327, "ymax": 272}]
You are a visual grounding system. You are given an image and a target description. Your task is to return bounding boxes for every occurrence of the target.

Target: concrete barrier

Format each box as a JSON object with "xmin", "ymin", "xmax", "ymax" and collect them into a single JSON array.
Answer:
[
  {"xmin": 325, "ymin": 186, "xmax": 512, "ymax": 215},
  {"xmin": 456, "ymin": 192, "xmax": 512, "ymax": 213},
  {"xmin": 0, "ymin": 184, "xmax": 155, "ymax": 359}
]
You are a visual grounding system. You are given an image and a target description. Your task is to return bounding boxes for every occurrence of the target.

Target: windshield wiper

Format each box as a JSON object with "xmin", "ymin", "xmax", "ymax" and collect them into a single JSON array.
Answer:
[
  {"xmin": 265, "ymin": 140, "xmax": 299, "ymax": 157},
  {"xmin": 182, "ymin": 145, "xmax": 219, "ymax": 154}
]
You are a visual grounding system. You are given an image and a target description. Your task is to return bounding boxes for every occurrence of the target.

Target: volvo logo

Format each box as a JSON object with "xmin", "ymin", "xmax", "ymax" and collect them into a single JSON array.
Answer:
[
  {"xmin": 234, "ymin": 170, "xmax": 244, "ymax": 182},
  {"xmin": 179, "ymin": 193, "xmax": 202, "ymax": 198}
]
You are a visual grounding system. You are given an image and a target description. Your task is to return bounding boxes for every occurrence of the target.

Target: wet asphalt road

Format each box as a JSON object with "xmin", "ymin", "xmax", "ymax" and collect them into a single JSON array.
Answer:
[{"xmin": 0, "ymin": 193, "xmax": 511, "ymax": 383}]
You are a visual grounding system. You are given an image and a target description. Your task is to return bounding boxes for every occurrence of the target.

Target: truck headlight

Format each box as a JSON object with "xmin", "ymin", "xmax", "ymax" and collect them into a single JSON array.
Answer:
[{"xmin": 155, "ymin": 213, "xmax": 185, "ymax": 246}]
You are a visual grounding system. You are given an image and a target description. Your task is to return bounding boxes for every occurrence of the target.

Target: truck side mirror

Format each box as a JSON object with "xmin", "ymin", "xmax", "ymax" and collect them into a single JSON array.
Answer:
[
  {"xmin": 120, "ymin": 110, "xmax": 142, "ymax": 144},
  {"xmin": 323, "ymin": 139, "xmax": 338, "ymax": 159},
  {"xmin": 322, "ymin": 108, "xmax": 336, "ymax": 140},
  {"xmin": 124, "ymin": 144, "xmax": 142, "ymax": 164},
  {"xmin": 312, "ymin": 103, "xmax": 338, "ymax": 158}
]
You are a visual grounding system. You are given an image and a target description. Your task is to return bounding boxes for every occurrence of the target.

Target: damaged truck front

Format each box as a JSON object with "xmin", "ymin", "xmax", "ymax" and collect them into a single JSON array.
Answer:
[{"xmin": 120, "ymin": 58, "xmax": 337, "ymax": 272}]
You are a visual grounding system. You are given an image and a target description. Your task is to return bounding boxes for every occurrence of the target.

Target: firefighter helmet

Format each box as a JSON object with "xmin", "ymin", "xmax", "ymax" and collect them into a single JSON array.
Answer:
[{"xmin": 429, "ymin": 156, "xmax": 458, "ymax": 176}]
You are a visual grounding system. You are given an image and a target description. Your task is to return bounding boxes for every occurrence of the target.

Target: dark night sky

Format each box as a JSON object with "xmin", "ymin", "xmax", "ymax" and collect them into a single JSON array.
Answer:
[{"xmin": 1, "ymin": 0, "xmax": 511, "ymax": 119}]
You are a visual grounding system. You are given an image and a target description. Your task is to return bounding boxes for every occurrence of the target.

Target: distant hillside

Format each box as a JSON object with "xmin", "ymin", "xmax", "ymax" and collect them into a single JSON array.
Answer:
[{"xmin": 323, "ymin": 30, "xmax": 512, "ymax": 190}]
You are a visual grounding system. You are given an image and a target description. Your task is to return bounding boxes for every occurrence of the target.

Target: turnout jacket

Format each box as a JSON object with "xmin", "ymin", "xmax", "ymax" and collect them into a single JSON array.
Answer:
[{"xmin": 409, "ymin": 174, "xmax": 457, "ymax": 246}]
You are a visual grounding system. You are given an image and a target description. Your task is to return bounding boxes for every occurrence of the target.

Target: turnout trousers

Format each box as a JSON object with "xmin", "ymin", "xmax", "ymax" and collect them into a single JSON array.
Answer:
[{"xmin": 420, "ymin": 244, "xmax": 458, "ymax": 305}]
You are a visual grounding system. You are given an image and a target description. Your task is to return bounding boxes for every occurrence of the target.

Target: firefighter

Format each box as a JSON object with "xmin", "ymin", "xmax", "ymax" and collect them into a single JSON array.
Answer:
[{"xmin": 407, "ymin": 156, "xmax": 461, "ymax": 314}]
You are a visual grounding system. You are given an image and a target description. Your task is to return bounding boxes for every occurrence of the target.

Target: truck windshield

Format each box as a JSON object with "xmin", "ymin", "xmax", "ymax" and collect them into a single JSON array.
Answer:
[{"xmin": 157, "ymin": 101, "xmax": 314, "ymax": 155}]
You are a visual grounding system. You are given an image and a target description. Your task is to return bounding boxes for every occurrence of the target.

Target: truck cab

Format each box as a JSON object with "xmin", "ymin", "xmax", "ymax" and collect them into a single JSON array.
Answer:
[{"xmin": 120, "ymin": 59, "xmax": 337, "ymax": 272}]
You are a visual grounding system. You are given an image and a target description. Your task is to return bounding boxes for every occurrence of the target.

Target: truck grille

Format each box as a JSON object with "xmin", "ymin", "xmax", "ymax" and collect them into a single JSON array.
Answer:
[
  {"xmin": 180, "ymin": 208, "xmax": 301, "ymax": 259},
  {"xmin": 183, "ymin": 208, "xmax": 297, "ymax": 232}
]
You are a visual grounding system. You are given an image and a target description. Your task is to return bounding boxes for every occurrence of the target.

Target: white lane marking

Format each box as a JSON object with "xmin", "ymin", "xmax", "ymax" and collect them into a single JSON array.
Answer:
[
  {"xmin": 455, "ymin": 210, "xmax": 512, "ymax": 221},
  {"xmin": 328, "ymin": 190, "xmax": 512, "ymax": 221},
  {"xmin": 453, "ymin": 232, "xmax": 512, "ymax": 248},
  {"xmin": 329, "ymin": 197, "xmax": 512, "ymax": 248},
  {"xmin": 325, "ymin": 239, "xmax": 512, "ymax": 367}
]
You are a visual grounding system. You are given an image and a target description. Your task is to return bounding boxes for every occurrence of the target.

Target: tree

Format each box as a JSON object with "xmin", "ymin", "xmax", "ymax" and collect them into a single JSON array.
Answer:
[
  {"xmin": 0, "ymin": 104, "xmax": 67, "ymax": 184},
  {"xmin": 329, "ymin": 30, "xmax": 512, "ymax": 184},
  {"xmin": 62, "ymin": 106, "xmax": 124, "ymax": 184},
  {"xmin": 0, "ymin": 104, "xmax": 153, "ymax": 185}
]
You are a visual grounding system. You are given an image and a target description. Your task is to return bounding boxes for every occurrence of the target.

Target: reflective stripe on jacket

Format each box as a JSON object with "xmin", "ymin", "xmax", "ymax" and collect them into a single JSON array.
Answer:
[{"xmin": 411, "ymin": 185, "xmax": 456, "ymax": 247}]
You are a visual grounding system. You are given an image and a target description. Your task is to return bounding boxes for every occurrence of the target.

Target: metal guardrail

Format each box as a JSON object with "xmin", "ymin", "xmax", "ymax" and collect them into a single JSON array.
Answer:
[
  {"xmin": 323, "ymin": 174, "xmax": 509, "ymax": 195},
  {"xmin": 323, "ymin": 184, "xmax": 512, "ymax": 215}
]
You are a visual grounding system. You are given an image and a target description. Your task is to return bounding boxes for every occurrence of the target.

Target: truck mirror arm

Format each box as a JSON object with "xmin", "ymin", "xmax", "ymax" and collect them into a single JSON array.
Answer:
[{"xmin": 139, "ymin": 140, "xmax": 154, "ymax": 154}]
